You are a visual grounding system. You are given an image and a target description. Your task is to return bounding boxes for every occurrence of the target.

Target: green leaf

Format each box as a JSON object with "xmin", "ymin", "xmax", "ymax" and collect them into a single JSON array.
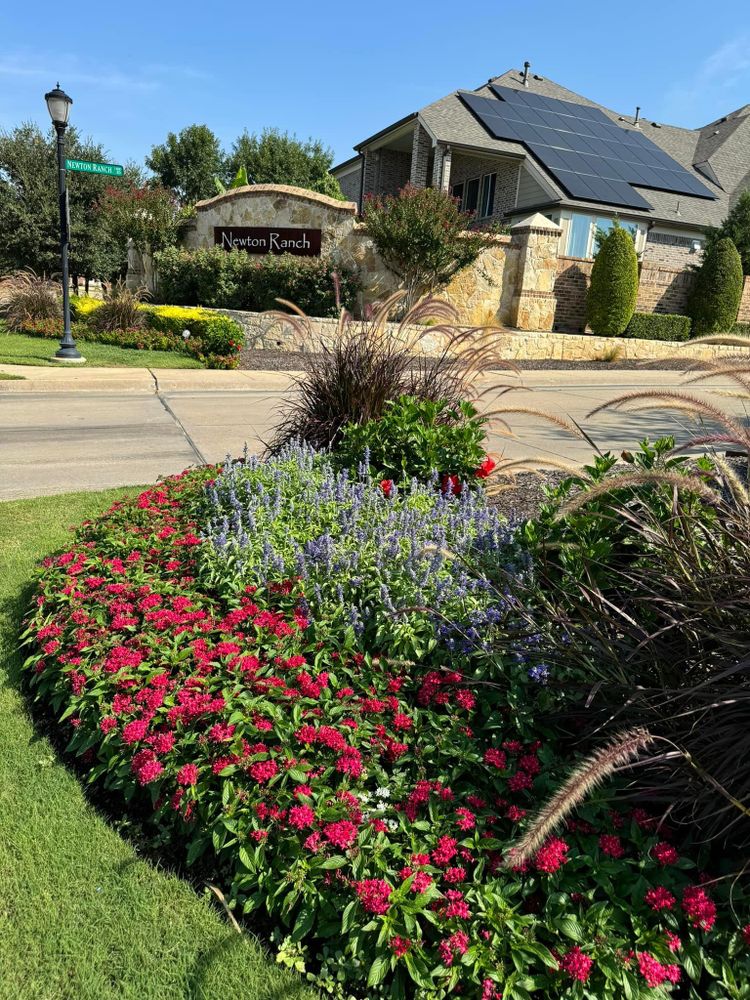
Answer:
[
  {"xmin": 555, "ymin": 915, "xmax": 585, "ymax": 942},
  {"xmin": 320, "ymin": 855, "xmax": 349, "ymax": 869},
  {"xmin": 292, "ymin": 905, "xmax": 315, "ymax": 941},
  {"xmin": 367, "ymin": 954, "xmax": 389, "ymax": 987}
]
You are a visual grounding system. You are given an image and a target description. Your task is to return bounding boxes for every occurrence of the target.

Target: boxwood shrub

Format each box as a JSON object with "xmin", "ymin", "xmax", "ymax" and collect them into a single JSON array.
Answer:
[
  {"xmin": 624, "ymin": 312, "xmax": 692, "ymax": 342},
  {"xmin": 586, "ymin": 226, "xmax": 639, "ymax": 336},
  {"xmin": 153, "ymin": 246, "xmax": 361, "ymax": 317}
]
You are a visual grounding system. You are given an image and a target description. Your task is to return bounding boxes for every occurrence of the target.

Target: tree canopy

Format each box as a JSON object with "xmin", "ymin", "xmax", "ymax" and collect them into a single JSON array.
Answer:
[
  {"xmin": 703, "ymin": 190, "xmax": 750, "ymax": 275},
  {"xmin": 146, "ymin": 125, "xmax": 224, "ymax": 205},
  {"xmin": 226, "ymin": 128, "xmax": 343, "ymax": 199},
  {"xmin": 0, "ymin": 122, "xmax": 138, "ymax": 280}
]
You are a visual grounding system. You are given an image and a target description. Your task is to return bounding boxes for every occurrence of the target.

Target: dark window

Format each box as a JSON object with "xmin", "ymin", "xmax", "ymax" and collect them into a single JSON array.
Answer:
[
  {"xmin": 452, "ymin": 182, "xmax": 464, "ymax": 209},
  {"xmin": 479, "ymin": 173, "xmax": 497, "ymax": 217},
  {"xmin": 464, "ymin": 177, "xmax": 480, "ymax": 214}
]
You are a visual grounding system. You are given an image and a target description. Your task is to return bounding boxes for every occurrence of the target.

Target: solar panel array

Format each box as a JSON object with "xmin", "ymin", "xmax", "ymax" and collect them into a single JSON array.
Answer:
[{"xmin": 458, "ymin": 85, "xmax": 717, "ymax": 210}]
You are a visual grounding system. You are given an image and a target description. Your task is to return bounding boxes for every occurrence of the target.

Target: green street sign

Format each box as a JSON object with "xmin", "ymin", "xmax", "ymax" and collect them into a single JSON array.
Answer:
[{"xmin": 65, "ymin": 158, "xmax": 124, "ymax": 177}]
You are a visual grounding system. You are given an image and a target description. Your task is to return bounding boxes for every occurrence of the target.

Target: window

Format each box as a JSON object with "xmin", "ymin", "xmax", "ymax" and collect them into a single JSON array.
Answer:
[
  {"xmin": 567, "ymin": 213, "xmax": 591, "ymax": 257},
  {"xmin": 479, "ymin": 173, "xmax": 496, "ymax": 218},
  {"xmin": 594, "ymin": 216, "xmax": 638, "ymax": 254},
  {"xmin": 464, "ymin": 177, "xmax": 480, "ymax": 214},
  {"xmin": 451, "ymin": 182, "xmax": 464, "ymax": 209}
]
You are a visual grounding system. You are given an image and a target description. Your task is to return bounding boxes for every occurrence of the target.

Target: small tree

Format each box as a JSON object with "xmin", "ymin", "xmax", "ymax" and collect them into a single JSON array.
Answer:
[
  {"xmin": 689, "ymin": 236, "xmax": 744, "ymax": 335},
  {"xmin": 703, "ymin": 190, "xmax": 750, "ymax": 275},
  {"xmin": 364, "ymin": 185, "xmax": 494, "ymax": 310},
  {"xmin": 97, "ymin": 183, "xmax": 181, "ymax": 255},
  {"xmin": 585, "ymin": 225, "xmax": 639, "ymax": 335},
  {"xmin": 146, "ymin": 125, "xmax": 224, "ymax": 205}
]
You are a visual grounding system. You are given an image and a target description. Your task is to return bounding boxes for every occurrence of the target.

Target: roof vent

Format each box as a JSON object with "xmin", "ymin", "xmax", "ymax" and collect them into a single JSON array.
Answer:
[
  {"xmin": 533, "ymin": 74, "xmax": 544, "ymax": 81},
  {"xmin": 522, "ymin": 61, "xmax": 531, "ymax": 87},
  {"xmin": 634, "ymin": 106, "xmax": 641, "ymax": 127},
  {"xmin": 651, "ymin": 121, "xmax": 662, "ymax": 128}
]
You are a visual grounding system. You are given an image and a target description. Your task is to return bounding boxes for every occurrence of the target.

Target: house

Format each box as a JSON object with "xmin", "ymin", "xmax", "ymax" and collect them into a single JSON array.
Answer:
[{"xmin": 333, "ymin": 64, "xmax": 750, "ymax": 268}]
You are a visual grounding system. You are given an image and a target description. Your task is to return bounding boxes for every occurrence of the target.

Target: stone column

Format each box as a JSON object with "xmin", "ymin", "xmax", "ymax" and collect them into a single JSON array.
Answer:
[
  {"xmin": 410, "ymin": 123, "xmax": 431, "ymax": 188},
  {"xmin": 441, "ymin": 145, "xmax": 452, "ymax": 193},
  {"xmin": 508, "ymin": 212, "xmax": 562, "ymax": 332},
  {"xmin": 431, "ymin": 144, "xmax": 452, "ymax": 191}
]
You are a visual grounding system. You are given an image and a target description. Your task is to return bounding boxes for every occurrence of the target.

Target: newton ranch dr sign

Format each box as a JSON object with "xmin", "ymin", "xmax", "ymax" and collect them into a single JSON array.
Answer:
[{"xmin": 214, "ymin": 226, "xmax": 322, "ymax": 257}]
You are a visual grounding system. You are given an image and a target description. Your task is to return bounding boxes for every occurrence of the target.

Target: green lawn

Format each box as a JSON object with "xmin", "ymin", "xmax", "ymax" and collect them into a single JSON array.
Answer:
[
  {"xmin": 0, "ymin": 372, "xmax": 24, "ymax": 380},
  {"xmin": 0, "ymin": 330, "xmax": 203, "ymax": 369},
  {"xmin": 0, "ymin": 489, "xmax": 316, "ymax": 1000}
]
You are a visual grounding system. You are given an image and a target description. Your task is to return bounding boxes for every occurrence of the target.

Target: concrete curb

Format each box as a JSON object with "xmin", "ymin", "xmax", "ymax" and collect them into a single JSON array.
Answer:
[{"xmin": 0, "ymin": 365, "xmax": 302, "ymax": 393}]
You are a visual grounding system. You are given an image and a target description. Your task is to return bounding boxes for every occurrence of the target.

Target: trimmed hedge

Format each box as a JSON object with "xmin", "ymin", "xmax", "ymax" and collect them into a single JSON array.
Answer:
[
  {"xmin": 624, "ymin": 312, "xmax": 692, "ymax": 342},
  {"xmin": 35, "ymin": 301, "xmax": 243, "ymax": 369},
  {"xmin": 152, "ymin": 246, "xmax": 361, "ymax": 317},
  {"xmin": 689, "ymin": 236, "xmax": 744, "ymax": 336},
  {"xmin": 586, "ymin": 227, "xmax": 639, "ymax": 336}
]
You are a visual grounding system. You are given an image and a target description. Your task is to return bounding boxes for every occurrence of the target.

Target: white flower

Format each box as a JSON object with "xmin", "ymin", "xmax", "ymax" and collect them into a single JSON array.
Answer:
[
  {"xmin": 182, "ymin": 329, "xmax": 191, "ymax": 340},
  {"xmin": 387, "ymin": 819, "xmax": 399, "ymax": 831},
  {"xmin": 375, "ymin": 786, "xmax": 391, "ymax": 799}
]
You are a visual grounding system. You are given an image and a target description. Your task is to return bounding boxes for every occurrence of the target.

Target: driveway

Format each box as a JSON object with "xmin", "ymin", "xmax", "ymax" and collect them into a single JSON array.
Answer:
[{"xmin": 0, "ymin": 369, "xmax": 746, "ymax": 500}]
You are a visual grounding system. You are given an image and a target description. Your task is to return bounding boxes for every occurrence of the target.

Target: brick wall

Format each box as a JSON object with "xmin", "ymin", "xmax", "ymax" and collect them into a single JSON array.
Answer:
[
  {"xmin": 449, "ymin": 154, "xmax": 521, "ymax": 222},
  {"xmin": 643, "ymin": 231, "xmax": 703, "ymax": 268},
  {"xmin": 337, "ymin": 165, "xmax": 361, "ymax": 204},
  {"xmin": 410, "ymin": 125, "xmax": 431, "ymax": 186},
  {"xmin": 553, "ymin": 257, "xmax": 707, "ymax": 332}
]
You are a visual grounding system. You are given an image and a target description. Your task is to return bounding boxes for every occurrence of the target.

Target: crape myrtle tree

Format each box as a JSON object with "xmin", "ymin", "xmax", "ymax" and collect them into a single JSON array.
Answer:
[
  {"xmin": 703, "ymin": 189, "xmax": 750, "ymax": 275},
  {"xmin": 97, "ymin": 183, "xmax": 182, "ymax": 255},
  {"xmin": 364, "ymin": 184, "xmax": 495, "ymax": 311},
  {"xmin": 0, "ymin": 123, "xmax": 138, "ymax": 286},
  {"xmin": 226, "ymin": 128, "xmax": 344, "ymax": 199},
  {"xmin": 146, "ymin": 125, "xmax": 225, "ymax": 205}
]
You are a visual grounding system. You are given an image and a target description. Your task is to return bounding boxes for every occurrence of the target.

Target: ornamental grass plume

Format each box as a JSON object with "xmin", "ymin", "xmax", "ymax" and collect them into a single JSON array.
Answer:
[{"xmin": 505, "ymin": 728, "xmax": 654, "ymax": 867}]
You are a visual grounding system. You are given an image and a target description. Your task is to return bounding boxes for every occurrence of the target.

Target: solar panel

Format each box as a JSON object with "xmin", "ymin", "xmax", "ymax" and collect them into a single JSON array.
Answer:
[{"xmin": 459, "ymin": 87, "xmax": 717, "ymax": 210}]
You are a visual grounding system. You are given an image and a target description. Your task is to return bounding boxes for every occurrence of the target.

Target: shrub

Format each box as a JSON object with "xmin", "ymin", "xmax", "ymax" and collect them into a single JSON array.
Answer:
[
  {"xmin": 22, "ymin": 300, "xmax": 243, "ymax": 369},
  {"xmin": 0, "ymin": 270, "xmax": 61, "ymax": 331},
  {"xmin": 689, "ymin": 236, "xmax": 744, "ymax": 335},
  {"xmin": 363, "ymin": 184, "xmax": 495, "ymax": 311},
  {"xmin": 268, "ymin": 296, "xmax": 512, "ymax": 453},
  {"xmin": 70, "ymin": 296, "xmax": 103, "ymax": 321},
  {"xmin": 703, "ymin": 189, "xmax": 750, "ymax": 275},
  {"xmin": 335, "ymin": 395, "xmax": 493, "ymax": 487},
  {"xmin": 624, "ymin": 312, "xmax": 691, "ymax": 341},
  {"xmin": 585, "ymin": 225, "xmax": 639, "ymax": 335},
  {"xmin": 97, "ymin": 183, "xmax": 182, "ymax": 254},
  {"xmin": 89, "ymin": 282, "xmax": 146, "ymax": 332},
  {"xmin": 152, "ymin": 245, "xmax": 360, "ymax": 317},
  {"xmin": 23, "ymin": 456, "xmax": 750, "ymax": 998}
]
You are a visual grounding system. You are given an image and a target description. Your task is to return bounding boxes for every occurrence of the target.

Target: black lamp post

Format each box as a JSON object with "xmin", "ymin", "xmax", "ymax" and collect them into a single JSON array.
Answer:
[{"xmin": 45, "ymin": 84, "xmax": 83, "ymax": 362}]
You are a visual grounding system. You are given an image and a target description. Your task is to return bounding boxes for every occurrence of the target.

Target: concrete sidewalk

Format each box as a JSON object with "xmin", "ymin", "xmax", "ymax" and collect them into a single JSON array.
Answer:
[{"xmin": 0, "ymin": 364, "xmax": 300, "ymax": 393}]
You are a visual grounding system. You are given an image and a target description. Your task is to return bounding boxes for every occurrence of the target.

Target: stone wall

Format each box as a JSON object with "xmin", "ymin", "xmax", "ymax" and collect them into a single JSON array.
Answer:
[{"xmin": 211, "ymin": 305, "xmax": 750, "ymax": 364}]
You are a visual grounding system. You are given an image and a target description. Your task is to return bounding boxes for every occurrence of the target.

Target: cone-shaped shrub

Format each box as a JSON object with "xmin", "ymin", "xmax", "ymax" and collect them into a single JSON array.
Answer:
[
  {"xmin": 689, "ymin": 236, "xmax": 744, "ymax": 335},
  {"xmin": 585, "ymin": 226, "xmax": 639, "ymax": 336}
]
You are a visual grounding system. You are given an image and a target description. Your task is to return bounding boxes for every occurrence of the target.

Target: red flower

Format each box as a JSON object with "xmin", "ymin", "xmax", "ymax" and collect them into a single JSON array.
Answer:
[
  {"xmin": 483, "ymin": 747, "xmax": 507, "ymax": 769},
  {"xmin": 652, "ymin": 841, "xmax": 679, "ymax": 865},
  {"xmin": 559, "ymin": 946, "xmax": 593, "ymax": 983},
  {"xmin": 533, "ymin": 837, "xmax": 569, "ymax": 874},
  {"xmin": 323, "ymin": 820, "xmax": 358, "ymax": 850},
  {"xmin": 475, "ymin": 456, "xmax": 496, "ymax": 479},
  {"xmin": 682, "ymin": 885, "xmax": 716, "ymax": 931},
  {"xmin": 355, "ymin": 878, "xmax": 391, "ymax": 914},
  {"xmin": 288, "ymin": 804, "xmax": 315, "ymax": 829},
  {"xmin": 440, "ymin": 474, "xmax": 462, "ymax": 496},
  {"xmin": 638, "ymin": 952, "xmax": 669, "ymax": 988},
  {"xmin": 599, "ymin": 834, "xmax": 625, "ymax": 859},
  {"xmin": 390, "ymin": 936, "xmax": 411, "ymax": 958},
  {"xmin": 743, "ymin": 924, "xmax": 750, "ymax": 947},
  {"xmin": 177, "ymin": 763, "xmax": 199, "ymax": 786},
  {"xmin": 645, "ymin": 886, "xmax": 676, "ymax": 911},
  {"xmin": 380, "ymin": 479, "xmax": 394, "ymax": 498}
]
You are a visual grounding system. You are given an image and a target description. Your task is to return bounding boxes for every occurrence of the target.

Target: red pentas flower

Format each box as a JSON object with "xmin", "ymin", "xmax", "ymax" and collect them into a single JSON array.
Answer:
[
  {"xmin": 324, "ymin": 820, "xmax": 358, "ymax": 850},
  {"xmin": 645, "ymin": 886, "xmax": 676, "ymax": 911},
  {"xmin": 599, "ymin": 834, "xmax": 625, "ymax": 859},
  {"xmin": 355, "ymin": 879, "xmax": 392, "ymax": 914},
  {"xmin": 288, "ymin": 804, "xmax": 315, "ymax": 829},
  {"xmin": 534, "ymin": 837, "xmax": 570, "ymax": 874},
  {"xmin": 682, "ymin": 885, "xmax": 716, "ymax": 931},
  {"xmin": 652, "ymin": 841, "xmax": 679, "ymax": 865},
  {"xmin": 177, "ymin": 763, "xmax": 199, "ymax": 786},
  {"xmin": 390, "ymin": 936, "xmax": 411, "ymax": 958},
  {"xmin": 558, "ymin": 946, "xmax": 594, "ymax": 983}
]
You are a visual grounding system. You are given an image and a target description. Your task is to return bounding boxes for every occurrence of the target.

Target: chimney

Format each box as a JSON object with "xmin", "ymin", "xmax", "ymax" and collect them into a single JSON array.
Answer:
[
  {"xmin": 522, "ymin": 61, "xmax": 531, "ymax": 87},
  {"xmin": 634, "ymin": 106, "xmax": 641, "ymax": 127}
]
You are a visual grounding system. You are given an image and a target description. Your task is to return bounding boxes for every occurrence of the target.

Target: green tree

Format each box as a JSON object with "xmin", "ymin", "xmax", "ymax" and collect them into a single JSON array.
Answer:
[
  {"xmin": 146, "ymin": 125, "xmax": 224, "ymax": 205},
  {"xmin": 703, "ymin": 190, "xmax": 750, "ymax": 275},
  {"xmin": 364, "ymin": 184, "xmax": 494, "ymax": 310},
  {"xmin": 585, "ymin": 225, "xmax": 639, "ymax": 335},
  {"xmin": 688, "ymin": 236, "xmax": 744, "ymax": 335},
  {"xmin": 226, "ymin": 128, "xmax": 343, "ymax": 198},
  {"xmin": 0, "ymin": 122, "xmax": 135, "ymax": 283}
]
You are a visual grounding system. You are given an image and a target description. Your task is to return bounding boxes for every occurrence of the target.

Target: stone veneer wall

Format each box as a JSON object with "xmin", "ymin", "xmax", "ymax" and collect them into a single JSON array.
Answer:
[{"xmin": 208, "ymin": 306, "xmax": 750, "ymax": 364}]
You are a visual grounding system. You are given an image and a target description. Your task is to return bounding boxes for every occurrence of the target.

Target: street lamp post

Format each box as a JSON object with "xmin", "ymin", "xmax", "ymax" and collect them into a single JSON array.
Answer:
[{"xmin": 44, "ymin": 84, "xmax": 83, "ymax": 362}]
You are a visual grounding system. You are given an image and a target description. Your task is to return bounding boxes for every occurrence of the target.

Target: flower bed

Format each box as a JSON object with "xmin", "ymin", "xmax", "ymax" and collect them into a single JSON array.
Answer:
[{"xmin": 23, "ymin": 456, "xmax": 750, "ymax": 998}]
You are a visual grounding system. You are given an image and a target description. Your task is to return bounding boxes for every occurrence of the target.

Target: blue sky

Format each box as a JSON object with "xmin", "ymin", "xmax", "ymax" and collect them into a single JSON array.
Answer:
[{"xmin": 2, "ymin": 0, "xmax": 749, "ymax": 170}]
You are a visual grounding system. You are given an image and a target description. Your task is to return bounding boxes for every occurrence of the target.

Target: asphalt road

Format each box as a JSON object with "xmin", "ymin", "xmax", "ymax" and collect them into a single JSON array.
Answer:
[{"xmin": 1, "ymin": 370, "xmax": 746, "ymax": 500}]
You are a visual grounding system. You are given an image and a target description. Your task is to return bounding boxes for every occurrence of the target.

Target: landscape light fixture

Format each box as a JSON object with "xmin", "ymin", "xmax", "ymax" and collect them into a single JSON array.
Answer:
[{"xmin": 44, "ymin": 84, "xmax": 83, "ymax": 362}]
